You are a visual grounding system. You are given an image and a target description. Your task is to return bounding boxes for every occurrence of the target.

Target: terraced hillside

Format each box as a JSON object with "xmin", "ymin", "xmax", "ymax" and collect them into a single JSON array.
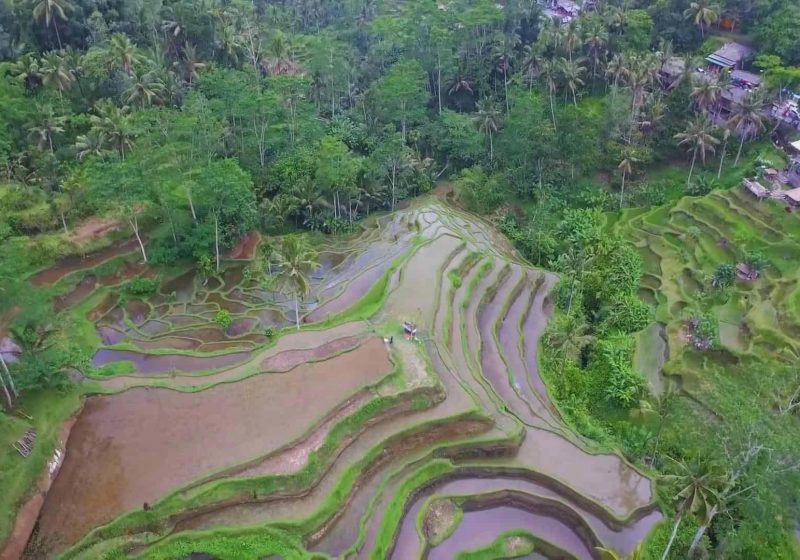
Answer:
[
  {"xmin": 16, "ymin": 196, "xmax": 661, "ymax": 560},
  {"xmin": 609, "ymin": 186, "xmax": 800, "ymax": 399}
]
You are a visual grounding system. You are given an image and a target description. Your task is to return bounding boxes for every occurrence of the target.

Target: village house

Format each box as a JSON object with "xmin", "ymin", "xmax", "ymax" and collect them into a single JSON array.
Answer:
[
  {"xmin": 658, "ymin": 56, "xmax": 686, "ymax": 90},
  {"xmin": 706, "ymin": 42, "xmax": 754, "ymax": 74},
  {"xmin": 539, "ymin": 0, "xmax": 583, "ymax": 23}
]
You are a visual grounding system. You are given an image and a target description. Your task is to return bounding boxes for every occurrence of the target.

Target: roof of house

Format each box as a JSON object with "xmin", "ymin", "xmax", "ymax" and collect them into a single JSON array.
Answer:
[
  {"xmin": 731, "ymin": 69, "xmax": 762, "ymax": 86},
  {"xmin": 660, "ymin": 57, "xmax": 686, "ymax": 78},
  {"xmin": 706, "ymin": 42, "xmax": 754, "ymax": 68},
  {"xmin": 790, "ymin": 140, "xmax": 800, "ymax": 152},
  {"xmin": 785, "ymin": 187, "xmax": 800, "ymax": 202}
]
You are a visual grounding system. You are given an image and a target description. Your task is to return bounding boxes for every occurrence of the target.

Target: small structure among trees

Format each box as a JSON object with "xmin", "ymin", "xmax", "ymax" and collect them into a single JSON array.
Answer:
[
  {"xmin": 735, "ymin": 263, "xmax": 759, "ymax": 281},
  {"xmin": 706, "ymin": 42, "xmax": 754, "ymax": 73}
]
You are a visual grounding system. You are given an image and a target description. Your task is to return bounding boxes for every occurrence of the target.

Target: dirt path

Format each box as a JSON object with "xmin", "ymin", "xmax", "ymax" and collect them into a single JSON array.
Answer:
[{"xmin": 33, "ymin": 338, "xmax": 392, "ymax": 555}]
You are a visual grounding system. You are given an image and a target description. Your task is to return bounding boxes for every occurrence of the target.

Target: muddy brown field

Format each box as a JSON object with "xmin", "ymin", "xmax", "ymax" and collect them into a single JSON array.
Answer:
[{"xmin": 33, "ymin": 337, "xmax": 391, "ymax": 553}]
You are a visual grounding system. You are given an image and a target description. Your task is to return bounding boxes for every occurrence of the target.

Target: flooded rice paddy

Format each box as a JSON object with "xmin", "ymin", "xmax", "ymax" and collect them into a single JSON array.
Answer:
[{"xmin": 19, "ymin": 199, "xmax": 662, "ymax": 560}]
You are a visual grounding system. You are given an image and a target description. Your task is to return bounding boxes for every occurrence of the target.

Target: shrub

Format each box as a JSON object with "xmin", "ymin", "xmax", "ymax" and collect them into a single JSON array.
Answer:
[
  {"xmin": 448, "ymin": 270, "xmax": 462, "ymax": 289},
  {"xmin": 214, "ymin": 310, "xmax": 232, "ymax": 330},
  {"xmin": 125, "ymin": 277, "xmax": 160, "ymax": 296}
]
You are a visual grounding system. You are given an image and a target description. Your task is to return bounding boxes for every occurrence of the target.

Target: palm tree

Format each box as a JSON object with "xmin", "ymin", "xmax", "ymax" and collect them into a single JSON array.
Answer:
[
  {"xmin": 684, "ymin": 0, "xmax": 720, "ymax": 38},
  {"xmin": 176, "ymin": 42, "xmax": 206, "ymax": 85},
  {"xmin": 492, "ymin": 32, "xmax": 520, "ymax": 113},
  {"xmin": 472, "ymin": 99, "xmax": 501, "ymax": 163},
  {"xmin": 562, "ymin": 19, "xmax": 581, "ymax": 63},
  {"xmin": 32, "ymin": 0, "xmax": 73, "ymax": 50},
  {"xmin": 660, "ymin": 459, "xmax": 726, "ymax": 560},
  {"xmin": 274, "ymin": 235, "xmax": 320, "ymax": 330},
  {"xmin": 263, "ymin": 32, "xmax": 303, "ymax": 75},
  {"xmin": 544, "ymin": 313, "xmax": 592, "ymax": 361},
  {"xmin": 559, "ymin": 57, "xmax": 586, "ymax": 107},
  {"xmin": 690, "ymin": 75, "xmax": 722, "ymax": 114},
  {"xmin": 289, "ymin": 178, "xmax": 325, "ymax": 225},
  {"xmin": 28, "ymin": 106, "xmax": 66, "ymax": 154},
  {"xmin": 124, "ymin": 69, "xmax": 165, "ymax": 107},
  {"xmin": 541, "ymin": 58, "xmax": 559, "ymax": 129},
  {"xmin": 728, "ymin": 91, "xmax": 766, "ymax": 167},
  {"xmin": 584, "ymin": 22, "xmax": 608, "ymax": 81},
  {"xmin": 38, "ymin": 51, "xmax": 73, "ymax": 98},
  {"xmin": 109, "ymin": 33, "xmax": 142, "ymax": 74},
  {"xmin": 11, "ymin": 53, "xmax": 41, "ymax": 90},
  {"xmin": 74, "ymin": 128, "xmax": 107, "ymax": 160},
  {"xmin": 674, "ymin": 117, "xmax": 719, "ymax": 186},
  {"xmin": 717, "ymin": 126, "xmax": 731, "ymax": 179},
  {"xmin": 90, "ymin": 101, "xmax": 134, "ymax": 158},
  {"xmin": 520, "ymin": 43, "xmax": 543, "ymax": 92},
  {"xmin": 606, "ymin": 52, "xmax": 629, "ymax": 88},
  {"xmin": 617, "ymin": 151, "xmax": 639, "ymax": 209}
]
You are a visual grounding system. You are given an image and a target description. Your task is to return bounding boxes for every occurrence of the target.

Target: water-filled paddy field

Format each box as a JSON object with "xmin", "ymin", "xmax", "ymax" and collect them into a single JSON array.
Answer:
[{"xmin": 10, "ymin": 196, "xmax": 664, "ymax": 560}]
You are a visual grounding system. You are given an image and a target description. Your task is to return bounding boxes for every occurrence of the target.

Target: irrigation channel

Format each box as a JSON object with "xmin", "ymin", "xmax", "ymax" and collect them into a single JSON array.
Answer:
[{"xmin": 10, "ymin": 195, "xmax": 661, "ymax": 560}]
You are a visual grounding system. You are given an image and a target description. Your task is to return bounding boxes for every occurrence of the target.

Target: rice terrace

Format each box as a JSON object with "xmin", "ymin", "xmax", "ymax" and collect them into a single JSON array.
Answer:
[
  {"xmin": 2, "ymin": 192, "xmax": 667, "ymax": 560},
  {"xmin": 2, "ymin": 0, "xmax": 800, "ymax": 559}
]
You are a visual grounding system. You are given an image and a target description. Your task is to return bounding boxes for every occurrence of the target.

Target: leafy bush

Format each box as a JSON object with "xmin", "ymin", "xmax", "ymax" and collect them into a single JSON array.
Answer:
[
  {"xmin": 454, "ymin": 166, "xmax": 503, "ymax": 214},
  {"xmin": 214, "ymin": 310, "xmax": 232, "ymax": 330},
  {"xmin": 125, "ymin": 277, "xmax": 160, "ymax": 296},
  {"xmin": 448, "ymin": 270, "xmax": 462, "ymax": 289},
  {"xmin": 710, "ymin": 263, "xmax": 735, "ymax": 289}
]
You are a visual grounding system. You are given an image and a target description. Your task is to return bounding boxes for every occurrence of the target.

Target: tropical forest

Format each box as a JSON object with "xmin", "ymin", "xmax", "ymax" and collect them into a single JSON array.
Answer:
[{"xmin": 1, "ymin": 0, "xmax": 799, "ymax": 558}]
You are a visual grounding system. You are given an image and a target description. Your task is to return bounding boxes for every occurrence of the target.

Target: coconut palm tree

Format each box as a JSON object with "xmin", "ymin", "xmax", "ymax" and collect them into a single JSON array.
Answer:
[
  {"xmin": 617, "ymin": 150, "xmax": 639, "ymax": 209},
  {"xmin": 38, "ymin": 51, "xmax": 73, "ymax": 98},
  {"xmin": 660, "ymin": 458, "xmax": 726, "ymax": 560},
  {"xmin": 11, "ymin": 53, "xmax": 42, "ymax": 90},
  {"xmin": 27, "ymin": 106, "xmax": 66, "ymax": 154},
  {"xmin": 289, "ymin": 178, "xmax": 325, "ymax": 225},
  {"xmin": 545, "ymin": 312, "xmax": 593, "ymax": 361},
  {"xmin": 472, "ymin": 99, "xmax": 501, "ymax": 163},
  {"xmin": 559, "ymin": 57, "xmax": 586, "ymax": 107},
  {"xmin": 674, "ymin": 117, "xmax": 719, "ymax": 186},
  {"xmin": 690, "ymin": 75, "xmax": 722, "ymax": 114},
  {"xmin": 108, "ymin": 32, "xmax": 142, "ymax": 74},
  {"xmin": 175, "ymin": 42, "xmax": 206, "ymax": 85},
  {"xmin": 541, "ymin": 58, "xmax": 559, "ymax": 130},
  {"xmin": 32, "ymin": 0, "xmax": 73, "ymax": 49},
  {"xmin": 492, "ymin": 32, "xmax": 520, "ymax": 113},
  {"xmin": 90, "ymin": 101, "xmax": 134, "ymax": 158},
  {"xmin": 74, "ymin": 128, "xmax": 107, "ymax": 160},
  {"xmin": 683, "ymin": 0, "xmax": 720, "ymax": 38},
  {"xmin": 606, "ymin": 52, "xmax": 629, "ymax": 88},
  {"xmin": 520, "ymin": 43, "xmax": 543, "ymax": 92},
  {"xmin": 584, "ymin": 22, "xmax": 608, "ymax": 81},
  {"xmin": 728, "ymin": 91, "xmax": 766, "ymax": 167},
  {"xmin": 274, "ymin": 235, "xmax": 320, "ymax": 330},
  {"xmin": 124, "ymin": 69, "xmax": 165, "ymax": 107},
  {"xmin": 562, "ymin": 19, "xmax": 581, "ymax": 63}
]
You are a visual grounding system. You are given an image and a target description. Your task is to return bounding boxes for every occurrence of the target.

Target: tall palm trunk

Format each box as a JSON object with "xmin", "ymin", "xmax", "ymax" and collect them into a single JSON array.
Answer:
[
  {"xmin": 687, "ymin": 147, "xmax": 698, "ymax": 186},
  {"xmin": 214, "ymin": 213, "xmax": 220, "ymax": 272},
  {"xmin": 129, "ymin": 214, "xmax": 148, "ymax": 263},
  {"xmin": 548, "ymin": 90, "xmax": 557, "ymax": 130},
  {"xmin": 717, "ymin": 137, "xmax": 728, "ymax": 179},
  {"xmin": 734, "ymin": 134, "xmax": 746, "ymax": 167},
  {"xmin": 53, "ymin": 19, "xmax": 63, "ymax": 50},
  {"xmin": 503, "ymin": 66, "xmax": 510, "ymax": 113},
  {"xmin": 294, "ymin": 294, "xmax": 301, "ymax": 330},
  {"xmin": 688, "ymin": 504, "xmax": 718, "ymax": 557},
  {"xmin": 619, "ymin": 170, "xmax": 627, "ymax": 209},
  {"xmin": 488, "ymin": 130, "xmax": 493, "ymax": 163},
  {"xmin": 661, "ymin": 513, "xmax": 683, "ymax": 560}
]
